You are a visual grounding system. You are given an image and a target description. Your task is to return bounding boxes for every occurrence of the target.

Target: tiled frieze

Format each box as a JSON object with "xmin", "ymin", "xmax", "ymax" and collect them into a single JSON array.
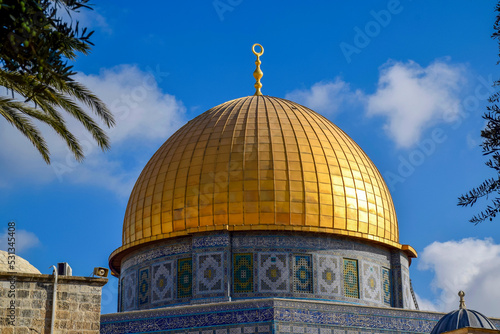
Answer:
[
  {"xmin": 121, "ymin": 238, "xmax": 191, "ymax": 272},
  {"xmin": 118, "ymin": 232, "xmax": 408, "ymax": 311},
  {"xmin": 193, "ymin": 233, "xmax": 230, "ymax": 249},
  {"xmin": 101, "ymin": 298, "xmax": 466, "ymax": 334}
]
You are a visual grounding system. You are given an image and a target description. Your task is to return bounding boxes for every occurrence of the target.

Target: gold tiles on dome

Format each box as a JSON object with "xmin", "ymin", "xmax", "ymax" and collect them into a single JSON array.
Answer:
[{"xmin": 112, "ymin": 95, "xmax": 404, "ymax": 272}]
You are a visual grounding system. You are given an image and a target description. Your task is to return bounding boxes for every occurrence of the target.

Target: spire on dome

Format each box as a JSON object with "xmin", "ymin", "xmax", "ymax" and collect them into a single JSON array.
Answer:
[
  {"xmin": 459, "ymin": 290, "xmax": 466, "ymax": 309},
  {"xmin": 252, "ymin": 43, "xmax": 264, "ymax": 96}
]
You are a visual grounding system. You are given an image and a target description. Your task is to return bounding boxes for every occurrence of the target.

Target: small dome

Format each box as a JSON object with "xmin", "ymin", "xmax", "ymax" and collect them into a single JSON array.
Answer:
[
  {"xmin": 431, "ymin": 309, "xmax": 497, "ymax": 334},
  {"xmin": 431, "ymin": 292, "xmax": 497, "ymax": 334},
  {"xmin": 0, "ymin": 250, "xmax": 40, "ymax": 274}
]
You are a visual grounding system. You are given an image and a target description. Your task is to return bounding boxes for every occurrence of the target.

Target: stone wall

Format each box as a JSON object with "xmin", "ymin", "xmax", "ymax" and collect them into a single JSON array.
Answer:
[{"xmin": 0, "ymin": 272, "xmax": 107, "ymax": 334}]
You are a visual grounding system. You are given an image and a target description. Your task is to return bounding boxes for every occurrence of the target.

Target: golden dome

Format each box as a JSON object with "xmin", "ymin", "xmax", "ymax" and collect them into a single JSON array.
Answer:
[{"xmin": 110, "ymin": 95, "xmax": 415, "ymax": 274}]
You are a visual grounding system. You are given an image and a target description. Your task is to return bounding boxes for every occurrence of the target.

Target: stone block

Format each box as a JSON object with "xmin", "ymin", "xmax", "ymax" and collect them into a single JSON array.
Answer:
[
  {"xmin": 31, "ymin": 299, "xmax": 44, "ymax": 309},
  {"xmin": 16, "ymin": 290, "xmax": 29, "ymax": 299},
  {"xmin": 79, "ymin": 303, "xmax": 92, "ymax": 311},
  {"xmin": 56, "ymin": 310, "xmax": 70, "ymax": 319},
  {"xmin": 2, "ymin": 327, "xmax": 13, "ymax": 334},
  {"xmin": 57, "ymin": 301, "xmax": 70, "ymax": 310},
  {"xmin": 30, "ymin": 289, "xmax": 43, "ymax": 300}
]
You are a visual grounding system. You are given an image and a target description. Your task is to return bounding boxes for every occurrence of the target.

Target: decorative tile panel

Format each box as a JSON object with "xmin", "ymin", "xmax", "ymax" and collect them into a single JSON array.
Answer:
[
  {"xmin": 317, "ymin": 255, "xmax": 341, "ymax": 296},
  {"xmin": 306, "ymin": 327, "xmax": 318, "ymax": 334},
  {"xmin": 382, "ymin": 267, "xmax": 391, "ymax": 306},
  {"xmin": 258, "ymin": 252, "xmax": 289, "ymax": 292},
  {"xmin": 152, "ymin": 260, "xmax": 174, "ymax": 303},
  {"xmin": 343, "ymin": 259, "xmax": 359, "ymax": 298},
  {"xmin": 121, "ymin": 269, "xmax": 137, "ymax": 311},
  {"xmin": 197, "ymin": 252, "xmax": 224, "ymax": 294},
  {"xmin": 177, "ymin": 258, "xmax": 193, "ymax": 298},
  {"xmin": 258, "ymin": 325, "xmax": 270, "ymax": 332},
  {"xmin": 293, "ymin": 255, "xmax": 312, "ymax": 293},
  {"xmin": 233, "ymin": 253, "xmax": 253, "ymax": 293},
  {"xmin": 362, "ymin": 262, "xmax": 380, "ymax": 303},
  {"xmin": 138, "ymin": 267, "xmax": 150, "ymax": 306}
]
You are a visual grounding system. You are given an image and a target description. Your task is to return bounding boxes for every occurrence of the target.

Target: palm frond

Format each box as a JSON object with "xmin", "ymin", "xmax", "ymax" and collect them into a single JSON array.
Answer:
[
  {"xmin": 45, "ymin": 88, "xmax": 111, "ymax": 150},
  {"xmin": 0, "ymin": 97, "xmax": 50, "ymax": 163},
  {"xmin": 54, "ymin": 80, "xmax": 115, "ymax": 127}
]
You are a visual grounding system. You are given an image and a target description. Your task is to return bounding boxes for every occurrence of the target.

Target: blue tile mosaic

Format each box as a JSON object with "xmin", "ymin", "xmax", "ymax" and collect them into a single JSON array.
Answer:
[
  {"xmin": 152, "ymin": 260, "xmax": 174, "ymax": 304},
  {"xmin": 138, "ymin": 267, "xmax": 150, "ymax": 306},
  {"xmin": 343, "ymin": 259, "xmax": 359, "ymax": 299},
  {"xmin": 121, "ymin": 270, "xmax": 136, "ymax": 311},
  {"xmin": 381, "ymin": 268, "xmax": 391, "ymax": 306},
  {"xmin": 100, "ymin": 298, "xmax": 467, "ymax": 334},
  {"xmin": 233, "ymin": 253, "xmax": 253, "ymax": 293},
  {"xmin": 193, "ymin": 233, "xmax": 230, "ymax": 248},
  {"xmin": 178, "ymin": 258, "xmax": 193, "ymax": 298},
  {"xmin": 293, "ymin": 255, "xmax": 312, "ymax": 293}
]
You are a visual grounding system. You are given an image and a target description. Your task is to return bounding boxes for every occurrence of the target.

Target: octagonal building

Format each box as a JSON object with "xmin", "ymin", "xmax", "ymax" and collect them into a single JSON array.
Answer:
[{"xmin": 102, "ymin": 46, "xmax": 431, "ymax": 334}]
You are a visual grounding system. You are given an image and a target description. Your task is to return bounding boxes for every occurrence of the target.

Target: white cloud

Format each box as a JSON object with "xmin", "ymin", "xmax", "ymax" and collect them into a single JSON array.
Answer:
[
  {"xmin": 75, "ymin": 65, "xmax": 184, "ymax": 143},
  {"xmin": 417, "ymin": 238, "xmax": 500, "ymax": 317},
  {"xmin": 0, "ymin": 229, "xmax": 40, "ymax": 253},
  {"xmin": 366, "ymin": 60, "xmax": 466, "ymax": 148},
  {"xmin": 466, "ymin": 133, "xmax": 479, "ymax": 149},
  {"xmin": 285, "ymin": 78, "xmax": 363, "ymax": 116},
  {"xmin": 0, "ymin": 65, "xmax": 186, "ymax": 197},
  {"xmin": 414, "ymin": 293, "xmax": 438, "ymax": 312}
]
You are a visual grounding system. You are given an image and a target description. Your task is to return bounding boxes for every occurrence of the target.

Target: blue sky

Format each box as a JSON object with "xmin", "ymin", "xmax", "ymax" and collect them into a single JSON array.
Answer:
[{"xmin": 1, "ymin": 0, "xmax": 500, "ymax": 316}]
